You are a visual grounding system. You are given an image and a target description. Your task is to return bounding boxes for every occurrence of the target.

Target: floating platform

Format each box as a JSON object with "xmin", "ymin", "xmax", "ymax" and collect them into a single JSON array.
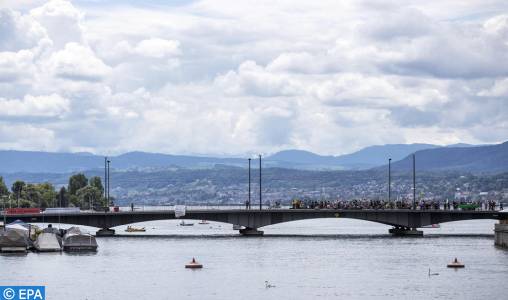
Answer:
[
  {"xmin": 185, "ymin": 258, "xmax": 203, "ymax": 269},
  {"xmin": 447, "ymin": 258, "xmax": 465, "ymax": 268}
]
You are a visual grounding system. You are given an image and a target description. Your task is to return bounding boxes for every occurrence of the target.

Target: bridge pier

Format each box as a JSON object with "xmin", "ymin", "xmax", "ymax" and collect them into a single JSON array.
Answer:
[
  {"xmin": 494, "ymin": 220, "xmax": 508, "ymax": 248},
  {"xmin": 239, "ymin": 227, "xmax": 264, "ymax": 236},
  {"xmin": 389, "ymin": 227, "xmax": 423, "ymax": 237},
  {"xmin": 96, "ymin": 228, "xmax": 115, "ymax": 236}
]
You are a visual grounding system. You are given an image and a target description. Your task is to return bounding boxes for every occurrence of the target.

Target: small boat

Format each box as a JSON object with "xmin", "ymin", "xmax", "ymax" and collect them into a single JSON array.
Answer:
[
  {"xmin": 62, "ymin": 227, "xmax": 98, "ymax": 252},
  {"xmin": 34, "ymin": 232, "xmax": 62, "ymax": 252},
  {"xmin": 125, "ymin": 226, "xmax": 146, "ymax": 232},
  {"xmin": 447, "ymin": 258, "xmax": 465, "ymax": 268},
  {"xmin": 422, "ymin": 224, "xmax": 441, "ymax": 228},
  {"xmin": 198, "ymin": 220, "xmax": 209, "ymax": 225},
  {"xmin": 179, "ymin": 220, "xmax": 194, "ymax": 226},
  {"xmin": 0, "ymin": 229, "xmax": 28, "ymax": 253},
  {"xmin": 185, "ymin": 257, "xmax": 203, "ymax": 269}
]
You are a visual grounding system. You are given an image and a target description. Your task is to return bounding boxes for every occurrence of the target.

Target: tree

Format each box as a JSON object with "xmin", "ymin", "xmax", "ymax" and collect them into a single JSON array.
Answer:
[
  {"xmin": 0, "ymin": 176, "xmax": 9, "ymax": 196},
  {"xmin": 89, "ymin": 176, "xmax": 104, "ymax": 196},
  {"xmin": 68, "ymin": 173, "xmax": 88, "ymax": 195},
  {"xmin": 11, "ymin": 180, "xmax": 25, "ymax": 207},
  {"xmin": 76, "ymin": 186, "xmax": 103, "ymax": 209},
  {"xmin": 37, "ymin": 183, "xmax": 57, "ymax": 208},
  {"xmin": 58, "ymin": 186, "xmax": 69, "ymax": 207},
  {"xmin": 23, "ymin": 184, "xmax": 40, "ymax": 207}
]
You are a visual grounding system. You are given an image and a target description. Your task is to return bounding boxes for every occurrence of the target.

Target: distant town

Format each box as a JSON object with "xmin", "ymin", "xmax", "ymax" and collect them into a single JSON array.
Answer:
[{"xmin": 2, "ymin": 167, "xmax": 507, "ymax": 208}]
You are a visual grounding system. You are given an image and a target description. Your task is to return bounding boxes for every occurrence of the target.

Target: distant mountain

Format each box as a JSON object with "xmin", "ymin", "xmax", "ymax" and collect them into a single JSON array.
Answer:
[
  {"xmin": 0, "ymin": 150, "xmax": 245, "ymax": 173},
  {"xmin": 334, "ymin": 143, "xmax": 439, "ymax": 169},
  {"xmin": 113, "ymin": 151, "xmax": 245, "ymax": 169},
  {"xmin": 265, "ymin": 150, "xmax": 339, "ymax": 169},
  {"xmin": 0, "ymin": 142, "xmax": 494, "ymax": 174},
  {"xmin": 266, "ymin": 143, "xmax": 439, "ymax": 170},
  {"xmin": 386, "ymin": 141, "xmax": 508, "ymax": 173}
]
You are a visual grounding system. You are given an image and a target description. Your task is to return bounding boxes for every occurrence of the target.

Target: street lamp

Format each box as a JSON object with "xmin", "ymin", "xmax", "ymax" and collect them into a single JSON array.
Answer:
[
  {"xmin": 388, "ymin": 158, "xmax": 392, "ymax": 204},
  {"xmin": 259, "ymin": 154, "xmax": 262, "ymax": 210},
  {"xmin": 104, "ymin": 157, "xmax": 108, "ymax": 200},
  {"xmin": 106, "ymin": 159, "xmax": 111, "ymax": 207},
  {"xmin": 412, "ymin": 154, "xmax": 416, "ymax": 210},
  {"xmin": 248, "ymin": 158, "xmax": 251, "ymax": 209},
  {"xmin": 1, "ymin": 195, "xmax": 7, "ymax": 231}
]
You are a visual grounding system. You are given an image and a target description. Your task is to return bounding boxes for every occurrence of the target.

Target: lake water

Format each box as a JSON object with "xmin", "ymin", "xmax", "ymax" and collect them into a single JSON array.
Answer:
[{"xmin": 1, "ymin": 219, "xmax": 508, "ymax": 300}]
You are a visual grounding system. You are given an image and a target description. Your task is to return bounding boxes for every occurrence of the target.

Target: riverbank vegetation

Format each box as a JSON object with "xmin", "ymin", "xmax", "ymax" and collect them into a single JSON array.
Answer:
[{"xmin": 0, "ymin": 174, "xmax": 108, "ymax": 209}]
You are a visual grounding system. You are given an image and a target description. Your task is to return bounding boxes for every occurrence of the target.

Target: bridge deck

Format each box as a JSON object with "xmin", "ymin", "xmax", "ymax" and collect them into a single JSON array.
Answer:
[{"xmin": 3, "ymin": 209, "xmax": 507, "ymax": 231}]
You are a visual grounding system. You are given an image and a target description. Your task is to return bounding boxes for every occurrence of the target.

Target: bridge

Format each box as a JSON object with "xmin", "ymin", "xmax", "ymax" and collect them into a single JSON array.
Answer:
[{"xmin": 4, "ymin": 208, "xmax": 508, "ymax": 236}]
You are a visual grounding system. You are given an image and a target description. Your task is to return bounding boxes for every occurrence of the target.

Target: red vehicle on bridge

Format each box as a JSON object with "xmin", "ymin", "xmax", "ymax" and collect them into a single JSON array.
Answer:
[{"xmin": 5, "ymin": 208, "xmax": 42, "ymax": 215}]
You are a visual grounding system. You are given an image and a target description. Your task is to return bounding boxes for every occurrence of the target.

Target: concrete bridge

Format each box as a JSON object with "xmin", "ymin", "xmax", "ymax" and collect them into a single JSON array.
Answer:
[{"xmin": 4, "ymin": 209, "xmax": 508, "ymax": 237}]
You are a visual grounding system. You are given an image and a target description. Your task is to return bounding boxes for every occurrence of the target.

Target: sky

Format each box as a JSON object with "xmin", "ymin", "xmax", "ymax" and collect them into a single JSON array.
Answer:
[{"xmin": 0, "ymin": 0, "xmax": 507, "ymax": 156}]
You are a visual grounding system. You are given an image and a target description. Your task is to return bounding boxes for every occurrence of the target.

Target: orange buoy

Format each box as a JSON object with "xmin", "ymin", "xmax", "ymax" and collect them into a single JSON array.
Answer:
[
  {"xmin": 447, "ymin": 258, "xmax": 465, "ymax": 268},
  {"xmin": 185, "ymin": 257, "xmax": 203, "ymax": 269}
]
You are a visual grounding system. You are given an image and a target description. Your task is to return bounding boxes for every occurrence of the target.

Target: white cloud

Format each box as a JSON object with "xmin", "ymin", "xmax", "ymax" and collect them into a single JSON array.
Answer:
[
  {"xmin": 133, "ymin": 38, "xmax": 180, "ymax": 58},
  {"xmin": 0, "ymin": 122, "xmax": 56, "ymax": 151},
  {"xmin": 0, "ymin": 94, "xmax": 69, "ymax": 117},
  {"xmin": 30, "ymin": 0, "xmax": 84, "ymax": 49},
  {"xmin": 478, "ymin": 78, "xmax": 508, "ymax": 97},
  {"xmin": 0, "ymin": 8, "xmax": 50, "ymax": 52},
  {"xmin": 0, "ymin": 0, "xmax": 506, "ymax": 156},
  {"xmin": 46, "ymin": 42, "xmax": 111, "ymax": 81},
  {"xmin": 0, "ymin": 50, "xmax": 36, "ymax": 83}
]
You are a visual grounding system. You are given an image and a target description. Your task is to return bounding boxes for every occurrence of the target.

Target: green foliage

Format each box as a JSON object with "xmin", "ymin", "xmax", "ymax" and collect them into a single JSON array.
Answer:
[
  {"xmin": 89, "ymin": 176, "xmax": 104, "ymax": 195},
  {"xmin": 69, "ymin": 195, "xmax": 80, "ymax": 208},
  {"xmin": 76, "ymin": 186, "xmax": 103, "ymax": 209},
  {"xmin": 58, "ymin": 186, "xmax": 69, "ymax": 207},
  {"xmin": 69, "ymin": 173, "xmax": 88, "ymax": 195},
  {"xmin": 18, "ymin": 183, "xmax": 58, "ymax": 209},
  {"xmin": 4, "ymin": 174, "xmax": 106, "ymax": 209},
  {"xmin": 0, "ymin": 176, "xmax": 9, "ymax": 196},
  {"xmin": 19, "ymin": 199, "xmax": 32, "ymax": 208},
  {"xmin": 11, "ymin": 180, "xmax": 25, "ymax": 198}
]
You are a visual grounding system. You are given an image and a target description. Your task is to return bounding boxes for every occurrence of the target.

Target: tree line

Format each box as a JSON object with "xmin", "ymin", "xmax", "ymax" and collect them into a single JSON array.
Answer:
[{"xmin": 0, "ymin": 174, "xmax": 109, "ymax": 209}]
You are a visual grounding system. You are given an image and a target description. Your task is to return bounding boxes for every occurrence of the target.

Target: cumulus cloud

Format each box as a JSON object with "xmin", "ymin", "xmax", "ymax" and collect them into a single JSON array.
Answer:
[
  {"xmin": 132, "ymin": 38, "xmax": 180, "ymax": 58},
  {"xmin": 0, "ymin": 94, "xmax": 69, "ymax": 117},
  {"xmin": 46, "ymin": 42, "xmax": 111, "ymax": 81},
  {"xmin": 0, "ymin": 0, "xmax": 506, "ymax": 156},
  {"xmin": 30, "ymin": 0, "xmax": 84, "ymax": 49},
  {"xmin": 0, "ymin": 9, "xmax": 50, "ymax": 52},
  {"xmin": 478, "ymin": 78, "xmax": 508, "ymax": 97}
]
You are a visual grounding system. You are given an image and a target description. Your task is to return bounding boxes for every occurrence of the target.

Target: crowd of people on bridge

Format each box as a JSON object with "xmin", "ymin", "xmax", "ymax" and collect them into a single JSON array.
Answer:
[{"xmin": 289, "ymin": 198, "xmax": 503, "ymax": 211}]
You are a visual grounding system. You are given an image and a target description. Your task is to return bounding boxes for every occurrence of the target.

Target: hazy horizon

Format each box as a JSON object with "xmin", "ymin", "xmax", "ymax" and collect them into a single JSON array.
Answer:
[{"xmin": 0, "ymin": 141, "xmax": 499, "ymax": 158}]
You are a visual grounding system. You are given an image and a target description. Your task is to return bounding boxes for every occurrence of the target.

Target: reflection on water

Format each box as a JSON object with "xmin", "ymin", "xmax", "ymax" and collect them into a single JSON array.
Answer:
[{"xmin": 1, "ymin": 219, "xmax": 507, "ymax": 300}]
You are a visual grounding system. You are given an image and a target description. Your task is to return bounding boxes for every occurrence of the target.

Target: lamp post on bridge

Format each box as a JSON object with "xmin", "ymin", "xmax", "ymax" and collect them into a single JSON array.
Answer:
[
  {"xmin": 388, "ymin": 158, "xmax": 392, "ymax": 204},
  {"xmin": 104, "ymin": 157, "xmax": 108, "ymax": 203},
  {"xmin": 2, "ymin": 195, "xmax": 7, "ymax": 231},
  {"xmin": 248, "ymin": 158, "xmax": 251, "ymax": 209},
  {"xmin": 259, "ymin": 154, "xmax": 262, "ymax": 211},
  {"xmin": 107, "ymin": 159, "xmax": 111, "ymax": 207},
  {"xmin": 412, "ymin": 154, "xmax": 416, "ymax": 210}
]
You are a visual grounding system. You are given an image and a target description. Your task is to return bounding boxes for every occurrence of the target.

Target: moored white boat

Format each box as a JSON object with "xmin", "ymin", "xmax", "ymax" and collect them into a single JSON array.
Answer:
[
  {"xmin": 34, "ymin": 232, "xmax": 62, "ymax": 252},
  {"xmin": 0, "ymin": 229, "xmax": 28, "ymax": 253},
  {"xmin": 62, "ymin": 227, "xmax": 98, "ymax": 252}
]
